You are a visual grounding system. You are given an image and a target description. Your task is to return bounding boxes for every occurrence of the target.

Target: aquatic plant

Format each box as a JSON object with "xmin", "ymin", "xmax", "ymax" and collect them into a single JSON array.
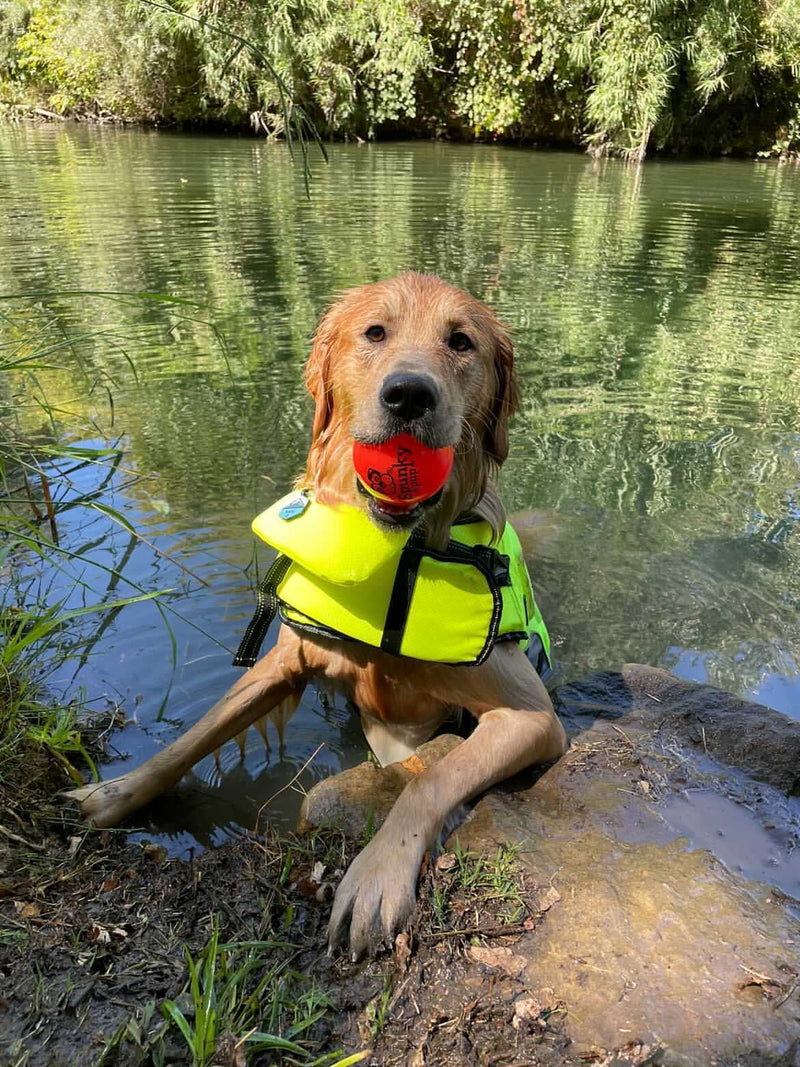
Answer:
[{"xmin": 0, "ymin": 293, "xmax": 229, "ymax": 787}]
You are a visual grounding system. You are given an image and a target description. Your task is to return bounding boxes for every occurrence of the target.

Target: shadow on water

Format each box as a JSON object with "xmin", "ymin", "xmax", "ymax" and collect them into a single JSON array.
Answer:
[{"xmin": 2, "ymin": 126, "xmax": 800, "ymax": 850}]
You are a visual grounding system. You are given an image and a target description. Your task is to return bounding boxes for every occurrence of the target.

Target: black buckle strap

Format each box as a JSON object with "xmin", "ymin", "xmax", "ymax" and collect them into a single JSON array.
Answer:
[
  {"xmin": 379, "ymin": 533, "xmax": 511, "ymax": 662},
  {"xmin": 233, "ymin": 554, "xmax": 292, "ymax": 668}
]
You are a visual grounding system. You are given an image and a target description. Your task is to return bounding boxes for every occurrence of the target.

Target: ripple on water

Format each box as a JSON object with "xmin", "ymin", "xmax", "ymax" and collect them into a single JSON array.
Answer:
[{"xmin": 3, "ymin": 128, "xmax": 800, "ymax": 848}]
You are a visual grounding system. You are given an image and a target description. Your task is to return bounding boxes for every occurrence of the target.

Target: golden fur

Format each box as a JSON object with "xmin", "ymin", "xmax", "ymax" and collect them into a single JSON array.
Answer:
[
  {"xmin": 302, "ymin": 272, "xmax": 518, "ymax": 546},
  {"xmin": 67, "ymin": 273, "xmax": 567, "ymax": 959}
]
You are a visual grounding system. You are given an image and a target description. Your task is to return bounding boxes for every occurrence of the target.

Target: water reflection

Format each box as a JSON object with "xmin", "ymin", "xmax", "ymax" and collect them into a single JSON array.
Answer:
[{"xmin": 2, "ymin": 127, "xmax": 799, "ymax": 849}]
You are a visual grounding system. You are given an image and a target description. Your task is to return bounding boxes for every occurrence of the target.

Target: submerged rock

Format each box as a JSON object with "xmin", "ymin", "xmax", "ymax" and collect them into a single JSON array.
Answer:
[
  {"xmin": 299, "ymin": 665, "xmax": 800, "ymax": 1066},
  {"xmin": 297, "ymin": 733, "xmax": 462, "ymax": 837},
  {"xmin": 556, "ymin": 663, "xmax": 800, "ymax": 795}
]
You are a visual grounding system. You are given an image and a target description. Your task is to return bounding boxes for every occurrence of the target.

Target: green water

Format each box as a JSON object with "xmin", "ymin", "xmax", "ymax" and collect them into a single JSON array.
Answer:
[{"xmin": 3, "ymin": 126, "xmax": 799, "ymax": 850}]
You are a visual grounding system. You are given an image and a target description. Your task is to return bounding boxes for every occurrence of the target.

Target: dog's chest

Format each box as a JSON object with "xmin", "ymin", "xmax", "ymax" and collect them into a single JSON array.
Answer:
[{"xmin": 300, "ymin": 632, "xmax": 453, "ymax": 725}]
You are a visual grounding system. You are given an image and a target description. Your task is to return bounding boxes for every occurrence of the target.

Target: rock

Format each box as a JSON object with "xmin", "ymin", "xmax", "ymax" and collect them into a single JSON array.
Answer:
[
  {"xmin": 556, "ymin": 663, "xmax": 800, "ymax": 795},
  {"xmin": 297, "ymin": 733, "xmax": 462, "ymax": 836},
  {"xmin": 452, "ymin": 667, "xmax": 800, "ymax": 1064}
]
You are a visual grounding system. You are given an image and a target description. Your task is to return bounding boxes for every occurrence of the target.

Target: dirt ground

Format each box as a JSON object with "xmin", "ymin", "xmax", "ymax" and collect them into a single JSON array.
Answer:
[
  {"xmin": 6, "ymin": 664, "xmax": 799, "ymax": 1067},
  {"xmin": 0, "ymin": 754, "xmax": 588, "ymax": 1067}
]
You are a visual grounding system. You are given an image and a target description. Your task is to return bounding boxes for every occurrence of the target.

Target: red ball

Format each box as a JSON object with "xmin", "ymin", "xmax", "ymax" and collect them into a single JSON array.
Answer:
[{"xmin": 353, "ymin": 434, "xmax": 454, "ymax": 511}]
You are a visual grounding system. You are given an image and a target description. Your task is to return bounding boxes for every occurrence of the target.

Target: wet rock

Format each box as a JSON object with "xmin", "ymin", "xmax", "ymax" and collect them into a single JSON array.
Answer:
[
  {"xmin": 557, "ymin": 663, "xmax": 800, "ymax": 795},
  {"xmin": 301, "ymin": 667, "xmax": 800, "ymax": 1064},
  {"xmin": 454, "ymin": 667, "xmax": 800, "ymax": 1064},
  {"xmin": 297, "ymin": 733, "xmax": 462, "ymax": 836}
]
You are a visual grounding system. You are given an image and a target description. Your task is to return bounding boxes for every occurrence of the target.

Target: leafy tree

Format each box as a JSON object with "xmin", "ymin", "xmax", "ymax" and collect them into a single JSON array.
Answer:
[{"xmin": 5, "ymin": 0, "xmax": 800, "ymax": 156}]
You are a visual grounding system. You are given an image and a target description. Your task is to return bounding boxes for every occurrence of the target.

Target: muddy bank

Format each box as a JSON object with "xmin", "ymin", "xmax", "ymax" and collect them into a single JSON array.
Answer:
[{"xmin": 2, "ymin": 665, "xmax": 800, "ymax": 1066}]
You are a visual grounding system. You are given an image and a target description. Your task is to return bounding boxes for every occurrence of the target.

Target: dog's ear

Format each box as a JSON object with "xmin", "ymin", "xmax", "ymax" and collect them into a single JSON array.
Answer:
[
  {"xmin": 483, "ymin": 324, "xmax": 519, "ymax": 466},
  {"xmin": 304, "ymin": 313, "xmax": 334, "ymax": 442}
]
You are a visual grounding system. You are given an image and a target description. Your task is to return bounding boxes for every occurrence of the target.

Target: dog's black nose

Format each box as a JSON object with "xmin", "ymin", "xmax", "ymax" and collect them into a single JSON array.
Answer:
[{"xmin": 380, "ymin": 373, "xmax": 439, "ymax": 422}]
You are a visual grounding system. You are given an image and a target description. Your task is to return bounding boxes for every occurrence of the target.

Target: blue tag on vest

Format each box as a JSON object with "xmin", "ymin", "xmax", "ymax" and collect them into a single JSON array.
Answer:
[{"xmin": 278, "ymin": 492, "xmax": 310, "ymax": 521}]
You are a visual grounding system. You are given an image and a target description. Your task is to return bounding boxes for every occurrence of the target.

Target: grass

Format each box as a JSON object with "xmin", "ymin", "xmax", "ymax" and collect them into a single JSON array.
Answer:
[
  {"xmin": 159, "ymin": 920, "xmax": 316, "ymax": 1065},
  {"xmin": 364, "ymin": 974, "xmax": 392, "ymax": 1041},
  {"xmin": 427, "ymin": 842, "xmax": 527, "ymax": 933},
  {"xmin": 92, "ymin": 832, "xmax": 371, "ymax": 1067},
  {"xmin": 454, "ymin": 841, "xmax": 524, "ymax": 920}
]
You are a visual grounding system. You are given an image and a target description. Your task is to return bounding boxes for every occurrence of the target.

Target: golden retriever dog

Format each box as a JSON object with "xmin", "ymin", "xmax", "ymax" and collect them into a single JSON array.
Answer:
[{"xmin": 68, "ymin": 273, "xmax": 567, "ymax": 959}]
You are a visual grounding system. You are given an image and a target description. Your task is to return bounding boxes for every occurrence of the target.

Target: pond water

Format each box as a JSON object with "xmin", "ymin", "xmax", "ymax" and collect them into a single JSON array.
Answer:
[{"xmin": 2, "ymin": 126, "xmax": 799, "ymax": 853}]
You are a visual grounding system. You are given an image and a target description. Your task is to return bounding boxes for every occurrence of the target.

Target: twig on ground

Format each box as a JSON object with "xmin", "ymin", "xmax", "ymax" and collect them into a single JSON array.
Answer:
[
  {"xmin": 0, "ymin": 824, "xmax": 47, "ymax": 852},
  {"xmin": 421, "ymin": 922, "xmax": 528, "ymax": 944},
  {"xmin": 256, "ymin": 743, "xmax": 325, "ymax": 831}
]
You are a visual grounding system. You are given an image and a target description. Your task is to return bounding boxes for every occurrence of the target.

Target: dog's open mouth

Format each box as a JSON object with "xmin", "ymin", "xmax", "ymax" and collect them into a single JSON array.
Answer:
[{"xmin": 357, "ymin": 479, "xmax": 443, "ymax": 529}]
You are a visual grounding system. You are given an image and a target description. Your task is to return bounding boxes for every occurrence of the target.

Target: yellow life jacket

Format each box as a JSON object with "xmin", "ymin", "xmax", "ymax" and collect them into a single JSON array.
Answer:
[{"xmin": 234, "ymin": 490, "xmax": 551, "ymax": 673}]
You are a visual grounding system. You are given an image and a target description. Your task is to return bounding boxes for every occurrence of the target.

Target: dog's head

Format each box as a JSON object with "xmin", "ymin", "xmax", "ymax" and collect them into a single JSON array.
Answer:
[{"xmin": 301, "ymin": 273, "xmax": 518, "ymax": 544}]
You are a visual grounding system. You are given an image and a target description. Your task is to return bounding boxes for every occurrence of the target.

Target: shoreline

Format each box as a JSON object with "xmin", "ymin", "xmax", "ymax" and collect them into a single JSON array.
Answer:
[
  {"xmin": 3, "ymin": 110, "xmax": 799, "ymax": 164},
  {"xmin": 3, "ymin": 666, "xmax": 799, "ymax": 1066}
]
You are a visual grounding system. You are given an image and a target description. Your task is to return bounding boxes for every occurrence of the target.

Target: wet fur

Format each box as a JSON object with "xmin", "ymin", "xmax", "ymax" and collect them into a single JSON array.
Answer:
[
  {"xmin": 302, "ymin": 272, "xmax": 518, "ymax": 547},
  {"xmin": 66, "ymin": 273, "xmax": 567, "ymax": 958}
]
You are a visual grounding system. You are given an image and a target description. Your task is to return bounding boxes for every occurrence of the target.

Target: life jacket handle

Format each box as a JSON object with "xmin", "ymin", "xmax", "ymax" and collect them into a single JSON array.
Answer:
[{"xmin": 232, "ymin": 553, "xmax": 292, "ymax": 667}]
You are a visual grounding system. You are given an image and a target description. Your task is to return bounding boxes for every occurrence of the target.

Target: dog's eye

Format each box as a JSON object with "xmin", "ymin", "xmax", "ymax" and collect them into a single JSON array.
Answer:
[
  {"xmin": 448, "ymin": 332, "xmax": 473, "ymax": 352},
  {"xmin": 365, "ymin": 325, "xmax": 386, "ymax": 343}
]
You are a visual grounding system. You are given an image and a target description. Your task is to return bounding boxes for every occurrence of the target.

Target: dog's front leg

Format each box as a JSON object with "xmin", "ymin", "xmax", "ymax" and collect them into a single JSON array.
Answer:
[
  {"xmin": 328, "ymin": 648, "xmax": 567, "ymax": 958},
  {"xmin": 65, "ymin": 630, "xmax": 306, "ymax": 828}
]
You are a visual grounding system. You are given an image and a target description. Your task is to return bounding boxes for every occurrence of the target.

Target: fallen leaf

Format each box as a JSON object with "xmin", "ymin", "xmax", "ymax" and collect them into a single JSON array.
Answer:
[
  {"xmin": 88, "ymin": 922, "xmax": 127, "ymax": 944},
  {"xmin": 395, "ymin": 931, "xmax": 412, "ymax": 972},
  {"xmin": 401, "ymin": 753, "xmax": 425, "ymax": 775},
  {"xmin": 142, "ymin": 843, "xmax": 168, "ymax": 866},
  {"xmin": 637, "ymin": 779, "xmax": 651, "ymax": 794},
  {"xmin": 537, "ymin": 886, "xmax": 561, "ymax": 912},
  {"xmin": 68, "ymin": 835, "xmax": 82, "ymax": 858},
  {"xmin": 102, "ymin": 874, "xmax": 120, "ymax": 893},
  {"xmin": 469, "ymin": 944, "xmax": 527, "ymax": 978},
  {"xmin": 311, "ymin": 860, "xmax": 326, "ymax": 883},
  {"xmin": 14, "ymin": 901, "xmax": 40, "ymax": 919},
  {"xmin": 513, "ymin": 997, "xmax": 544, "ymax": 1029},
  {"xmin": 513, "ymin": 987, "xmax": 559, "ymax": 1030}
]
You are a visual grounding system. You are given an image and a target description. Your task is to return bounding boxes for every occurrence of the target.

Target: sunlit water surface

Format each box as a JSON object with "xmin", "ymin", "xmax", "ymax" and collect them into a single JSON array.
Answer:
[{"xmin": 2, "ymin": 127, "xmax": 799, "ymax": 853}]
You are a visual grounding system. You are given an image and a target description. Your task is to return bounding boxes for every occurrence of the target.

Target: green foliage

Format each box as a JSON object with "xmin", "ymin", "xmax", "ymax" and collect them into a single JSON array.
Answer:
[
  {"xmin": 0, "ymin": 2, "xmax": 30, "ymax": 93},
  {"xmin": 157, "ymin": 918, "xmax": 356, "ymax": 1066},
  {"xmin": 364, "ymin": 973, "xmax": 392, "ymax": 1039},
  {"xmin": 14, "ymin": 0, "xmax": 204, "ymax": 120},
  {"xmin": 4, "ymin": 0, "xmax": 800, "ymax": 154}
]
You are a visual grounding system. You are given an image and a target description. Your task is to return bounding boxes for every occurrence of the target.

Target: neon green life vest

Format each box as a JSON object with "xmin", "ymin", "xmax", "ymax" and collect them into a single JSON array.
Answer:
[{"xmin": 234, "ymin": 490, "xmax": 550, "ymax": 672}]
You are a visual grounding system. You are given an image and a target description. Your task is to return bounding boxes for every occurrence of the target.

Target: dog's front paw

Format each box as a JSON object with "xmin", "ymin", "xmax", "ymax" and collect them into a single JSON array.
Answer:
[{"xmin": 328, "ymin": 831, "xmax": 423, "ymax": 960}]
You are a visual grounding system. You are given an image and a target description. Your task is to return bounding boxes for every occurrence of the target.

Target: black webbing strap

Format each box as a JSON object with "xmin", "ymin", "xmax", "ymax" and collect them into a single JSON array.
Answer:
[
  {"xmin": 379, "ymin": 534, "xmax": 425, "ymax": 657},
  {"xmin": 233, "ymin": 554, "xmax": 292, "ymax": 668}
]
